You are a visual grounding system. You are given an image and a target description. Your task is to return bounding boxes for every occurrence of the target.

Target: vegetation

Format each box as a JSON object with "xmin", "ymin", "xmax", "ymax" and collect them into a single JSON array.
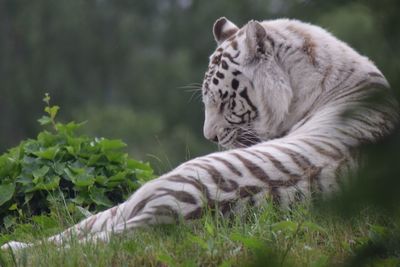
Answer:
[
  {"xmin": 0, "ymin": 0, "xmax": 399, "ymax": 266},
  {"xmin": 0, "ymin": 96, "xmax": 399, "ymax": 266},
  {"xmin": 0, "ymin": 202, "xmax": 399, "ymax": 266},
  {"xmin": 0, "ymin": 95, "xmax": 153, "ymax": 229}
]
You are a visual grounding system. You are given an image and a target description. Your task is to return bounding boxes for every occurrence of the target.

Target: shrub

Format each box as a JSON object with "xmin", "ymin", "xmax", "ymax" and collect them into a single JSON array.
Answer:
[{"xmin": 0, "ymin": 94, "xmax": 154, "ymax": 229}]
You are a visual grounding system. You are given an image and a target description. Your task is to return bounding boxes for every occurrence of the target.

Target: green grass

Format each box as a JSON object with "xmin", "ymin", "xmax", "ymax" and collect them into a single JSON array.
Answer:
[{"xmin": 1, "ymin": 200, "xmax": 399, "ymax": 267}]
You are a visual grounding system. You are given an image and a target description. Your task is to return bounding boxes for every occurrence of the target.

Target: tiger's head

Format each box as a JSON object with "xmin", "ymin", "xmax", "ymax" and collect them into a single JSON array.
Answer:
[{"xmin": 202, "ymin": 17, "xmax": 293, "ymax": 149}]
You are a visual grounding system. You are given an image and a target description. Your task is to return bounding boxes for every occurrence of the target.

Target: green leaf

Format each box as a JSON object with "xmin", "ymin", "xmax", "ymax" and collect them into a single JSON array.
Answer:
[
  {"xmin": 156, "ymin": 253, "xmax": 175, "ymax": 267},
  {"xmin": 43, "ymin": 93, "xmax": 50, "ymax": 104},
  {"xmin": 65, "ymin": 145, "xmax": 75, "ymax": 155},
  {"xmin": 106, "ymin": 171, "xmax": 126, "ymax": 187},
  {"xmin": 105, "ymin": 152, "xmax": 125, "ymax": 163},
  {"xmin": 35, "ymin": 176, "xmax": 60, "ymax": 191},
  {"xmin": 0, "ymin": 183, "xmax": 15, "ymax": 206},
  {"xmin": 135, "ymin": 169, "xmax": 154, "ymax": 182},
  {"xmin": 8, "ymin": 203, "xmax": 18, "ymax": 211},
  {"xmin": 34, "ymin": 147, "xmax": 59, "ymax": 160},
  {"xmin": 88, "ymin": 154, "xmax": 108, "ymax": 166},
  {"xmin": 3, "ymin": 215, "xmax": 16, "ymax": 229},
  {"xmin": 57, "ymin": 121, "xmax": 86, "ymax": 135},
  {"xmin": 45, "ymin": 105, "xmax": 59, "ymax": 120},
  {"xmin": 38, "ymin": 115, "xmax": 52, "ymax": 125},
  {"xmin": 71, "ymin": 195, "xmax": 85, "ymax": 205},
  {"xmin": 63, "ymin": 167, "xmax": 75, "ymax": 181},
  {"xmin": 98, "ymin": 139, "xmax": 126, "ymax": 151},
  {"xmin": 127, "ymin": 158, "xmax": 152, "ymax": 171},
  {"xmin": 24, "ymin": 192, "xmax": 34, "ymax": 204},
  {"xmin": 32, "ymin": 165, "xmax": 50, "ymax": 182},
  {"xmin": 89, "ymin": 187, "xmax": 113, "ymax": 207},
  {"xmin": 127, "ymin": 159, "xmax": 154, "ymax": 181},
  {"xmin": 53, "ymin": 162, "xmax": 66, "ymax": 175},
  {"xmin": 204, "ymin": 220, "xmax": 215, "ymax": 236},
  {"xmin": 271, "ymin": 220, "xmax": 298, "ymax": 233},
  {"xmin": 0, "ymin": 155, "xmax": 18, "ymax": 178},
  {"xmin": 73, "ymin": 172, "xmax": 95, "ymax": 187},
  {"xmin": 230, "ymin": 233, "xmax": 265, "ymax": 250},
  {"xmin": 37, "ymin": 131, "xmax": 57, "ymax": 145},
  {"xmin": 95, "ymin": 175, "xmax": 107, "ymax": 186}
]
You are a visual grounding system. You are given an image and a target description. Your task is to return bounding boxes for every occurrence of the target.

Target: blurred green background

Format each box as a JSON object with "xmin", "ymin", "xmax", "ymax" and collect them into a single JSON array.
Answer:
[{"xmin": 1, "ymin": 0, "xmax": 399, "ymax": 174}]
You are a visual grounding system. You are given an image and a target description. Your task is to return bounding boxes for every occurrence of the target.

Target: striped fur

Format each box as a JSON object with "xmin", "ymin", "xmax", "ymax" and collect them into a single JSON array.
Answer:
[{"xmin": 2, "ymin": 18, "xmax": 398, "ymax": 251}]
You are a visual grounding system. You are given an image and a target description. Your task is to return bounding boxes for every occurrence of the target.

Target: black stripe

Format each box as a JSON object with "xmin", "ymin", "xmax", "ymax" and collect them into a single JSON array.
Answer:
[
  {"xmin": 189, "ymin": 162, "xmax": 238, "ymax": 192},
  {"xmin": 268, "ymin": 144, "xmax": 323, "ymax": 192},
  {"xmin": 238, "ymin": 185, "xmax": 264, "ymax": 198},
  {"xmin": 239, "ymin": 87, "xmax": 257, "ymax": 111},
  {"xmin": 157, "ymin": 188, "xmax": 198, "ymax": 205},
  {"xmin": 129, "ymin": 195, "xmax": 154, "ymax": 218},
  {"xmin": 268, "ymin": 144, "xmax": 314, "ymax": 170},
  {"xmin": 266, "ymin": 34, "xmax": 275, "ymax": 49},
  {"xmin": 184, "ymin": 207, "xmax": 203, "ymax": 219},
  {"xmin": 257, "ymin": 150, "xmax": 297, "ymax": 176},
  {"xmin": 313, "ymin": 139, "xmax": 344, "ymax": 158},
  {"xmin": 166, "ymin": 174, "xmax": 211, "ymax": 201},
  {"xmin": 208, "ymin": 156, "xmax": 243, "ymax": 176},
  {"xmin": 147, "ymin": 205, "xmax": 179, "ymax": 220},
  {"xmin": 368, "ymin": 72, "xmax": 384, "ymax": 78},
  {"xmin": 300, "ymin": 139, "xmax": 342, "ymax": 160},
  {"xmin": 129, "ymin": 192, "xmax": 170, "ymax": 218},
  {"xmin": 222, "ymin": 52, "xmax": 239, "ymax": 65},
  {"xmin": 231, "ymin": 152, "xmax": 271, "ymax": 185}
]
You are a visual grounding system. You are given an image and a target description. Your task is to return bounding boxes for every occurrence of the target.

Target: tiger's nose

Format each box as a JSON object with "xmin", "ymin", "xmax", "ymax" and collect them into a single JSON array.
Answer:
[
  {"xmin": 203, "ymin": 127, "xmax": 219, "ymax": 143},
  {"xmin": 210, "ymin": 136, "xmax": 219, "ymax": 143},
  {"xmin": 204, "ymin": 132, "xmax": 219, "ymax": 143},
  {"xmin": 206, "ymin": 135, "xmax": 218, "ymax": 143}
]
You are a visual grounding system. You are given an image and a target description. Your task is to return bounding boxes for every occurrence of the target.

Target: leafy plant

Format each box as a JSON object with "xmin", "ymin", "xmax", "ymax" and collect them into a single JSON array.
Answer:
[{"xmin": 0, "ymin": 94, "xmax": 154, "ymax": 229}]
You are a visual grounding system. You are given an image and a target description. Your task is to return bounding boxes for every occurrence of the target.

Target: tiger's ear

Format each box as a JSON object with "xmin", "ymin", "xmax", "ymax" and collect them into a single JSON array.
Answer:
[
  {"xmin": 213, "ymin": 17, "xmax": 239, "ymax": 45},
  {"xmin": 245, "ymin": 20, "xmax": 268, "ymax": 57}
]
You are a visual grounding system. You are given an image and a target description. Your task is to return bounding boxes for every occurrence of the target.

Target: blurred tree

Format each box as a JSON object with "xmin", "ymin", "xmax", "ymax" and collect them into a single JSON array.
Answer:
[{"xmin": 0, "ymin": 0, "xmax": 398, "ymax": 172}]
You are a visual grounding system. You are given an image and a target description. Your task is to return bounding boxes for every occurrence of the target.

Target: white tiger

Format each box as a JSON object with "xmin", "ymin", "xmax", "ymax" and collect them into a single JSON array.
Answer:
[{"xmin": 2, "ymin": 17, "xmax": 398, "ymax": 251}]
